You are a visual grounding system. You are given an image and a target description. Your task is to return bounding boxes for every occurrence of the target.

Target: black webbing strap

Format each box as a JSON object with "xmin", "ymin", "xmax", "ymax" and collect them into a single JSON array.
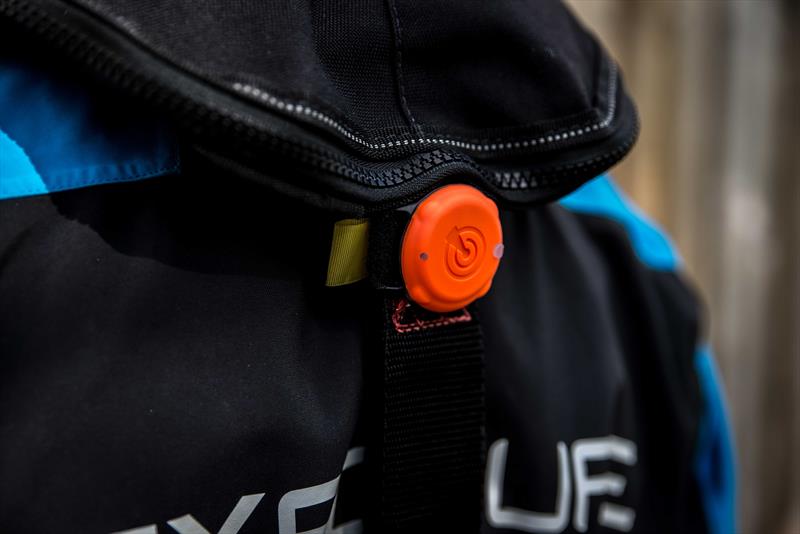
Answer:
[{"xmin": 379, "ymin": 296, "xmax": 485, "ymax": 532}]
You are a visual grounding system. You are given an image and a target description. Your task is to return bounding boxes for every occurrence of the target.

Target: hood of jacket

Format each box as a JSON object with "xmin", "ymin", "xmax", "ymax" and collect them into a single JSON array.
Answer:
[{"xmin": 1, "ymin": 0, "xmax": 638, "ymax": 214}]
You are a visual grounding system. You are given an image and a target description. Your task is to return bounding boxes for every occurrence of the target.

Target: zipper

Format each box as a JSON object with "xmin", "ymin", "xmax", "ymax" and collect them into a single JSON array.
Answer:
[{"xmin": 0, "ymin": 0, "xmax": 639, "ymax": 209}]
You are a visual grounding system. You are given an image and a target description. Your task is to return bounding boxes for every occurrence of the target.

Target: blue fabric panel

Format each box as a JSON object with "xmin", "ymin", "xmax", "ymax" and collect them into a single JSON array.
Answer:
[
  {"xmin": 0, "ymin": 53, "xmax": 178, "ymax": 200},
  {"xmin": 559, "ymin": 175, "xmax": 680, "ymax": 270},
  {"xmin": 694, "ymin": 344, "xmax": 737, "ymax": 534},
  {"xmin": 0, "ymin": 129, "xmax": 45, "ymax": 195}
]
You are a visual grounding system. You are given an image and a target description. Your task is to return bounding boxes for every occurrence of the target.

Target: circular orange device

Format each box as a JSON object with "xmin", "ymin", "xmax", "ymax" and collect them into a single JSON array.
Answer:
[{"xmin": 401, "ymin": 184, "xmax": 503, "ymax": 313}]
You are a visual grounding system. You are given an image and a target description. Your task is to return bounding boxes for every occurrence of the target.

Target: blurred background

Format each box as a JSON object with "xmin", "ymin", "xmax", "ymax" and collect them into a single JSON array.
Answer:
[{"xmin": 565, "ymin": 1, "xmax": 799, "ymax": 532}]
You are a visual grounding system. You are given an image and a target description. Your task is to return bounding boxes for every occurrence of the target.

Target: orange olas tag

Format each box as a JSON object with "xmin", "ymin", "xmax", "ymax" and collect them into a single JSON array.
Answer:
[{"xmin": 400, "ymin": 184, "xmax": 503, "ymax": 312}]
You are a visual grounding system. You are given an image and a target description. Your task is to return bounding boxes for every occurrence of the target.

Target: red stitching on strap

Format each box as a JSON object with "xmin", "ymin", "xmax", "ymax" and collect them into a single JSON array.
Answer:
[{"xmin": 391, "ymin": 298, "xmax": 472, "ymax": 334}]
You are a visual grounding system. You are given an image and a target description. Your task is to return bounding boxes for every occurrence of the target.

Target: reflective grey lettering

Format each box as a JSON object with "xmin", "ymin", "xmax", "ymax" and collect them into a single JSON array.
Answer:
[
  {"xmin": 597, "ymin": 502, "xmax": 636, "ymax": 532},
  {"xmin": 278, "ymin": 477, "xmax": 339, "ymax": 534},
  {"xmin": 486, "ymin": 439, "xmax": 571, "ymax": 533},
  {"xmin": 167, "ymin": 493, "xmax": 265, "ymax": 534},
  {"xmin": 111, "ymin": 526, "xmax": 158, "ymax": 534},
  {"xmin": 326, "ymin": 447, "xmax": 365, "ymax": 534},
  {"xmin": 571, "ymin": 435, "xmax": 637, "ymax": 532}
]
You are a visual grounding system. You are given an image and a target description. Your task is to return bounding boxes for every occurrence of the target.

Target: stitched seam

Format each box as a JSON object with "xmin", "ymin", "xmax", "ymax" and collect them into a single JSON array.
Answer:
[
  {"xmin": 391, "ymin": 299, "xmax": 473, "ymax": 334},
  {"xmin": 490, "ymin": 116, "xmax": 638, "ymax": 189},
  {"xmin": 0, "ymin": 155, "xmax": 180, "ymax": 197},
  {"xmin": 386, "ymin": 0, "xmax": 420, "ymax": 133},
  {"xmin": 561, "ymin": 209, "xmax": 678, "ymax": 272},
  {"xmin": 232, "ymin": 63, "xmax": 618, "ymax": 153}
]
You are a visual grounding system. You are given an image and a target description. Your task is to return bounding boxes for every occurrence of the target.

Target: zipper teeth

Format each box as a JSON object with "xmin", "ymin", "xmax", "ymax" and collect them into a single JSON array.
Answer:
[
  {"xmin": 490, "ymin": 118, "xmax": 640, "ymax": 190},
  {"xmin": 1, "ymin": 0, "xmax": 637, "ymax": 193}
]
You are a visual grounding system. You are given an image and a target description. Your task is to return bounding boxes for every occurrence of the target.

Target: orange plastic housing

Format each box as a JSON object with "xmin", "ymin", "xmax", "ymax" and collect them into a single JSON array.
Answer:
[{"xmin": 401, "ymin": 184, "xmax": 503, "ymax": 313}]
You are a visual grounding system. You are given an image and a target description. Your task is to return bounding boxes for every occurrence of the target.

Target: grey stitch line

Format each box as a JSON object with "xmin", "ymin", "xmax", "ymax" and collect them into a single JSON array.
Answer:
[
  {"xmin": 491, "ymin": 131, "xmax": 633, "ymax": 190},
  {"xmin": 231, "ymin": 63, "xmax": 618, "ymax": 153},
  {"xmin": 387, "ymin": 0, "xmax": 420, "ymax": 132}
]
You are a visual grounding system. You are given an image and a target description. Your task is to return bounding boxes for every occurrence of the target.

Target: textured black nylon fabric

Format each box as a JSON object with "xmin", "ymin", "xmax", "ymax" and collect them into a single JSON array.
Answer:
[
  {"xmin": 0, "ymin": 170, "xmax": 712, "ymax": 533},
  {"xmin": 380, "ymin": 298, "xmax": 485, "ymax": 531}
]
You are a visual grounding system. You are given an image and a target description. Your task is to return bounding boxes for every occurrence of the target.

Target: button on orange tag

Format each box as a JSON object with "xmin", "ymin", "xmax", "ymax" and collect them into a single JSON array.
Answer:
[{"xmin": 401, "ymin": 184, "xmax": 503, "ymax": 312}]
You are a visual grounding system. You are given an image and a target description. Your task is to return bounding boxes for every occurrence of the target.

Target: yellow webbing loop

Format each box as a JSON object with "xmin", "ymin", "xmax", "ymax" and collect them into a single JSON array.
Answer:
[{"xmin": 325, "ymin": 218, "xmax": 369, "ymax": 287}]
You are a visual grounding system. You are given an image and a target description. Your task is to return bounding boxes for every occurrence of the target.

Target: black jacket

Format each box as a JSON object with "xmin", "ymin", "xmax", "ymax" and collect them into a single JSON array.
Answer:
[{"xmin": 0, "ymin": 1, "xmax": 735, "ymax": 533}]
